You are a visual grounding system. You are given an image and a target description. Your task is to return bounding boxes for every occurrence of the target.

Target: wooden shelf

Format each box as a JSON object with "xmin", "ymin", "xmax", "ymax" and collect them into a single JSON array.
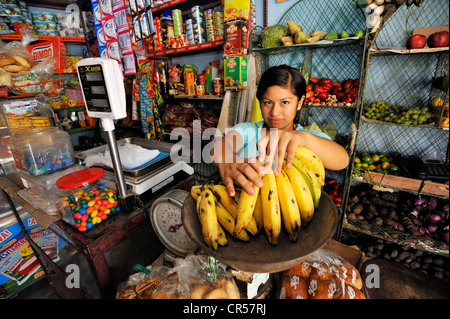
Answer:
[
  {"xmin": 369, "ymin": 46, "xmax": 449, "ymax": 56},
  {"xmin": 146, "ymin": 40, "xmax": 223, "ymax": 58},
  {"xmin": 352, "ymin": 171, "xmax": 449, "ymax": 198}
]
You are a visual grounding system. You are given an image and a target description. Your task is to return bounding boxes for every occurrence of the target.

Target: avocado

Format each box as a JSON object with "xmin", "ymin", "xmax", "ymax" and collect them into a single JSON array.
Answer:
[
  {"xmin": 340, "ymin": 31, "xmax": 350, "ymax": 38},
  {"xmin": 324, "ymin": 32, "xmax": 339, "ymax": 40}
]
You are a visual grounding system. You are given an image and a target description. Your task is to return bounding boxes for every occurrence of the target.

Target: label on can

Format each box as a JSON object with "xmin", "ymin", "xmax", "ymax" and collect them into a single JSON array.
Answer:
[{"xmin": 213, "ymin": 78, "xmax": 223, "ymax": 94}]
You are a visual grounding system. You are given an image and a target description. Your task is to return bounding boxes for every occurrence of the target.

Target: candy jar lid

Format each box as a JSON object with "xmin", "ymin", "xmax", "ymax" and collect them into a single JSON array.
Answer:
[{"xmin": 56, "ymin": 167, "xmax": 104, "ymax": 189}]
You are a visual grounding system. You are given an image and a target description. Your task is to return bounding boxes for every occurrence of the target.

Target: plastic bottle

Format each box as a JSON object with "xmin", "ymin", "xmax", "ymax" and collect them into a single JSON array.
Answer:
[{"xmin": 159, "ymin": 62, "xmax": 168, "ymax": 96}]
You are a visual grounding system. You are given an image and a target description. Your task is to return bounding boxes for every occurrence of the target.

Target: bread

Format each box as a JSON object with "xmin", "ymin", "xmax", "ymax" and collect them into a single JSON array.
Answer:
[
  {"xmin": 0, "ymin": 54, "xmax": 16, "ymax": 67},
  {"xmin": 338, "ymin": 284, "xmax": 366, "ymax": 299},
  {"xmin": 3, "ymin": 64, "xmax": 29, "ymax": 73},
  {"xmin": 285, "ymin": 261, "xmax": 312, "ymax": 278},
  {"xmin": 0, "ymin": 71, "xmax": 12, "ymax": 86},
  {"xmin": 339, "ymin": 263, "xmax": 363, "ymax": 290},
  {"xmin": 308, "ymin": 279, "xmax": 339, "ymax": 299},
  {"xmin": 309, "ymin": 264, "xmax": 334, "ymax": 281},
  {"xmin": 280, "ymin": 275, "xmax": 308, "ymax": 299},
  {"xmin": 13, "ymin": 56, "xmax": 33, "ymax": 69}
]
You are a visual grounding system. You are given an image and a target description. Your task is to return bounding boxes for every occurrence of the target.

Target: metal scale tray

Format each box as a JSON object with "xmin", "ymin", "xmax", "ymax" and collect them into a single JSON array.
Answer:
[{"xmin": 75, "ymin": 137, "xmax": 178, "ymax": 178}]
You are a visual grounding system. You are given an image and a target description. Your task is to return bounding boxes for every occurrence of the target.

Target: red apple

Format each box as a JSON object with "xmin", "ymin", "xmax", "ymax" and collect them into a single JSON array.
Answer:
[
  {"xmin": 427, "ymin": 31, "xmax": 449, "ymax": 48},
  {"xmin": 406, "ymin": 34, "xmax": 427, "ymax": 49}
]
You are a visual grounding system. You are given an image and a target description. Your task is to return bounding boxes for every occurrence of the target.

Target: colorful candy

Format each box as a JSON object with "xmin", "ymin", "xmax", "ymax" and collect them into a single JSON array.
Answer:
[{"xmin": 56, "ymin": 184, "xmax": 120, "ymax": 232}]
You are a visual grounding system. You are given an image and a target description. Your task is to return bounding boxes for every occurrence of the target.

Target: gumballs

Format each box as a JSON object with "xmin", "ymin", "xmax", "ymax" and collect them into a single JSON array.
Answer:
[
  {"xmin": 87, "ymin": 200, "xmax": 95, "ymax": 207},
  {"xmin": 102, "ymin": 200, "xmax": 109, "ymax": 206},
  {"xmin": 108, "ymin": 192, "xmax": 114, "ymax": 198},
  {"xmin": 79, "ymin": 226, "xmax": 87, "ymax": 232},
  {"xmin": 97, "ymin": 211, "xmax": 104, "ymax": 218},
  {"xmin": 91, "ymin": 210, "xmax": 98, "ymax": 218},
  {"xmin": 101, "ymin": 214, "xmax": 107, "ymax": 220},
  {"xmin": 80, "ymin": 221, "xmax": 87, "ymax": 227},
  {"xmin": 104, "ymin": 209, "xmax": 110, "ymax": 215},
  {"xmin": 108, "ymin": 197, "xmax": 115, "ymax": 204},
  {"xmin": 79, "ymin": 208, "xmax": 86, "ymax": 214},
  {"xmin": 81, "ymin": 214, "xmax": 88, "ymax": 222},
  {"xmin": 74, "ymin": 212, "xmax": 82, "ymax": 220},
  {"xmin": 86, "ymin": 223, "xmax": 93, "ymax": 229}
]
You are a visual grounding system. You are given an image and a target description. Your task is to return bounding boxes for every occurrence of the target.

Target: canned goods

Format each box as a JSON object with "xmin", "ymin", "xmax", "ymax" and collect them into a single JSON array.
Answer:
[
  {"xmin": 205, "ymin": 9, "xmax": 214, "ymax": 16},
  {"xmin": 171, "ymin": 37, "xmax": 178, "ymax": 48},
  {"xmin": 178, "ymin": 34, "xmax": 187, "ymax": 47},
  {"xmin": 196, "ymin": 85, "xmax": 205, "ymax": 95},
  {"xmin": 213, "ymin": 78, "xmax": 223, "ymax": 94},
  {"xmin": 191, "ymin": 5, "xmax": 203, "ymax": 18}
]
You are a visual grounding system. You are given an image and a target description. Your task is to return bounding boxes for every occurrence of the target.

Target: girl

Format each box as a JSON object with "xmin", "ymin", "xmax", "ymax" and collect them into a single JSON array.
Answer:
[{"xmin": 211, "ymin": 64, "xmax": 349, "ymax": 197}]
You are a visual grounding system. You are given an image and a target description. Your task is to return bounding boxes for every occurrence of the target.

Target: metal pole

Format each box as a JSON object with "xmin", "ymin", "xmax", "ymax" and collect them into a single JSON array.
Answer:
[{"xmin": 104, "ymin": 129, "xmax": 128, "ymax": 199}]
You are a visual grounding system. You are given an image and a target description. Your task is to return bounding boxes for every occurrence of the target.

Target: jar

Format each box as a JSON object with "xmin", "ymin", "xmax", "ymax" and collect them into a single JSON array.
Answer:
[
  {"xmin": 54, "ymin": 167, "xmax": 121, "ymax": 232},
  {"xmin": 8, "ymin": 127, "xmax": 75, "ymax": 176},
  {"xmin": 213, "ymin": 78, "xmax": 223, "ymax": 94}
]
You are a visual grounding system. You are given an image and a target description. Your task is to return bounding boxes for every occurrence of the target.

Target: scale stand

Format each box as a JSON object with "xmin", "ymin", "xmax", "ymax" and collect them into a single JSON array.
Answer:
[{"xmin": 101, "ymin": 118, "xmax": 128, "ymax": 199}]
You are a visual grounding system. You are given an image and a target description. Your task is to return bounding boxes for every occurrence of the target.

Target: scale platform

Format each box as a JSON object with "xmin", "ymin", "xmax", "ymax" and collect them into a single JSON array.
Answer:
[{"xmin": 76, "ymin": 137, "xmax": 193, "ymax": 195}]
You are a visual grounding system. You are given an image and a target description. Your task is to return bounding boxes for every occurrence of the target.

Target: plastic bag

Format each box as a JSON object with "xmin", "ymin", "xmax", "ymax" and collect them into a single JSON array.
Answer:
[
  {"xmin": 0, "ymin": 31, "xmax": 56, "ymax": 95},
  {"xmin": 116, "ymin": 265, "xmax": 173, "ymax": 299},
  {"xmin": 151, "ymin": 254, "xmax": 240, "ymax": 299},
  {"xmin": 279, "ymin": 248, "xmax": 365, "ymax": 299}
]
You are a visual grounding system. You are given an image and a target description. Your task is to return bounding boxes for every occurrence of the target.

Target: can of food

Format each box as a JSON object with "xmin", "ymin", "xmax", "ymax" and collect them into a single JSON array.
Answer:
[
  {"xmin": 170, "ymin": 37, "xmax": 178, "ymax": 48},
  {"xmin": 198, "ymin": 74, "xmax": 205, "ymax": 86},
  {"xmin": 204, "ymin": 9, "xmax": 214, "ymax": 17},
  {"xmin": 178, "ymin": 34, "xmax": 187, "ymax": 47},
  {"xmin": 213, "ymin": 78, "xmax": 223, "ymax": 94},
  {"xmin": 191, "ymin": 5, "xmax": 203, "ymax": 18},
  {"xmin": 196, "ymin": 85, "xmax": 205, "ymax": 95}
]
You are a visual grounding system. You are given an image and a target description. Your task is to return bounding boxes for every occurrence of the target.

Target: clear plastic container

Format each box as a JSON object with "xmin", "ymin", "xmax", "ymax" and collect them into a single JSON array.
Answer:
[
  {"xmin": 18, "ymin": 164, "xmax": 85, "ymax": 198},
  {"xmin": 8, "ymin": 126, "xmax": 75, "ymax": 176},
  {"xmin": 54, "ymin": 167, "xmax": 121, "ymax": 232}
]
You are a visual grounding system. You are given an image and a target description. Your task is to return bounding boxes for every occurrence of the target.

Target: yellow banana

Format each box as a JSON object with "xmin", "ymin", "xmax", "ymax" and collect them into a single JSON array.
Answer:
[
  {"xmin": 292, "ymin": 158, "xmax": 321, "ymax": 209},
  {"xmin": 253, "ymin": 192, "xmax": 263, "ymax": 233},
  {"xmin": 283, "ymin": 164, "xmax": 315, "ymax": 224},
  {"xmin": 214, "ymin": 184, "xmax": 258, "ymax": 236},
  {"xmin": 275, "ymin": 169, "xmax": 301, "ymax": 242},
  {"xmin": 261, "ymin": 169, "xmax": 281, "ymax": 245},
  {"xmin": 215, "ymin": 198, "xmax": 250, "ymax": 242},
  {"xmin": 233, "ymin": 182, "xmax": 259, "ymax": 237},
  {"xmin": 294, "ymin": 147, "xmax": 325, "ymax": 186},
  {"xmin": 217, "ymin": 223, "xmax": 228, "ymax": 246},
  {"xmin": 198, "ymin": 187, "xmax": 219, "ymax": 251},
  {"xmin": 191, "ymin": 185, "xmax": 203, "ymax": 201}
]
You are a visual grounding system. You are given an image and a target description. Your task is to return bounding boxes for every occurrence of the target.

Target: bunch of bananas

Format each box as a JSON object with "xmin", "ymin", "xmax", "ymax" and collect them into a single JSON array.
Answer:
[{"xmin": 191, "ymin": 147, "xmax": 325, "ymax": 250}]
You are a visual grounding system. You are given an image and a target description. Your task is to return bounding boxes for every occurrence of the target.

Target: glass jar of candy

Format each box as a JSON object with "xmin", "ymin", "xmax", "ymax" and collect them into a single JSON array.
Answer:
[
  {"xmin": 54, "ymin": 167, "xmax": 121, "ymax": 232},
  {"xmin": 8, "ymin": 126, "xmax": 75, "ymax": 176}
]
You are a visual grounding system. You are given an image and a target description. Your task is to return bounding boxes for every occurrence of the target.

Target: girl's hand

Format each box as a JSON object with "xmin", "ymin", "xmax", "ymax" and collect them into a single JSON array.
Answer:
[
  {"xmin": 257, "ymin": 129, "xmax": 306, "ymax": 176},
  {"xmin": 216, "ymin": 158, "xmax": 264, "ymax": 197}
]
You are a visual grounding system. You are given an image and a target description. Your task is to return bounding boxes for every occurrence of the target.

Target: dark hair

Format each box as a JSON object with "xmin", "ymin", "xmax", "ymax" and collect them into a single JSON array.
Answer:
[{"xmin": 256, "ymin": 64, "xmax": 306, "ymax": 102}]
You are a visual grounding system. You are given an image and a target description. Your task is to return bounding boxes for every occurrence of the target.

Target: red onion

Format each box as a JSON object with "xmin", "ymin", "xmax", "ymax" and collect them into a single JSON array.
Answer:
[
  {"xmin": 429, "ymin": 212, "xmax": 443, "ymax": 223},
  {"xmin": 414, "ymin": 197, "xmax": 427, "ymax": 207},
  {"xmin": 427, "ymin": 224, "xmax": 438, "ymax": 234},
  {"xmin": 418, "ymin": 227, "xmax": 427, "ymax": 236},
  {"xmin": 443, "ymin": 230, "xmax": 449, "ymax": 244},
  {"xmin": 427, "ymin": 197, "xmax": 437, "ymax": 210}
]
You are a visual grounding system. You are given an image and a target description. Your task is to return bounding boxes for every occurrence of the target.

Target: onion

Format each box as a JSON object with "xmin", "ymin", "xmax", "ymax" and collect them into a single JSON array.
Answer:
[
  {"xmin": 443, "ymin": 230, "xmax": 449, "ymax": 244},
  {"xmin": 429, "ymin": 212, "xmax": 443, "ymax": 223},
  {"xmin": 427, "ymin": 197, "xmax": 437, "ymax": 210},
  {"xmin": 418, "ymin": 227, "xmax": 427, "ymax": 236},
  {"xmin": 414, "ymin": 197, "xmax": 427, "ymax": 207},
  {"xmin": 427, "ymin": 224, "xmax": 438, "ymax": 234}
]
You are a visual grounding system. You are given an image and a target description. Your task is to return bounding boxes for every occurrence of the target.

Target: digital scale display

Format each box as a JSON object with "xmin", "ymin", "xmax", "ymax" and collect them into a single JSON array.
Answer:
[{"xmin": 77, "ymin": 64, "xmax": 112, "ymax": 113}]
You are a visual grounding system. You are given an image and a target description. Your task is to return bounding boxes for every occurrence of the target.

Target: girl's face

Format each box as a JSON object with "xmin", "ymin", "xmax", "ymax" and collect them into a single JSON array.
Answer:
[{"xmin": 261, "ymin": 85, "xmax": 303, "ymax": 131}]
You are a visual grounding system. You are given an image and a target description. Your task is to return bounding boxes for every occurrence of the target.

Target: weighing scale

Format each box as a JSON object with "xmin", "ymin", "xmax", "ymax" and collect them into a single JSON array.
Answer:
[{"xmin": 75, "ymin": 58, "xmax": 193, "ymax": 199}]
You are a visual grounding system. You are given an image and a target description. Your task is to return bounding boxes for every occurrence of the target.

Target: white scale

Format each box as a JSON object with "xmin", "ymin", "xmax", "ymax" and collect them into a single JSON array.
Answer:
[{"xmin": 76, "ymin": 58, "xmax": 195, "ymax": 255}]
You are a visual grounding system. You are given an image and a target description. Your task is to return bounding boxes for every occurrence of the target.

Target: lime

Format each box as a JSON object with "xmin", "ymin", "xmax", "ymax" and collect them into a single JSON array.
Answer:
[
  {"xmin": 372, "ymin": 154, "xmax": 380, "ymax": 162},
  {"xmin": 354, "ymin": 157, "xmax": 361, "ymax": 164},
  {"xmin": 362, "ymin": 155, "xmax": 371, "ymax": 163},
  {"xmin": 340, "ymin": 31, "xmax": 350, "ymax": 38}
]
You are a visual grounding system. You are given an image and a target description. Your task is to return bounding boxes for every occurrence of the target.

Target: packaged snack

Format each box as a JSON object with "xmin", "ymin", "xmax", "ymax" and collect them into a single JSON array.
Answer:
[{"xmin": 279, "ymin": 248, "xmax": 365, "ymax": 299}]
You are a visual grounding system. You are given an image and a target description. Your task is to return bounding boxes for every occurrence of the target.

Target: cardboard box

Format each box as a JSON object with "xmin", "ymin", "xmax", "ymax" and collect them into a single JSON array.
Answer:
[
  {"xmin": 183, "ymin": 72, "xmax": 195, "ymax": 95},
  {"xmin": 223, "ymin": 20, "xmax": 249, "ymax": 57},
  {"xmin": 224, "ymin": 0, "xmax": 250, "ymax": 21},
  {"xmin": 224, "ymin": 56, "xmax": 247, "ymax": 91}
]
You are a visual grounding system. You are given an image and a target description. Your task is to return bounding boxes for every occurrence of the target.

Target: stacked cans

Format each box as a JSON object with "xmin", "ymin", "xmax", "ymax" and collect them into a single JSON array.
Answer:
[
  {"xmin": 191, "ymin": 5, "xmax": 206, "ymax": 44},
  {"xmin": 204, "ymin": 9, "xmax": 214, "ymax": 42},
  {"xmin": 213, "ymin": 11, "xmax": 223, "ymax": 41}
]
